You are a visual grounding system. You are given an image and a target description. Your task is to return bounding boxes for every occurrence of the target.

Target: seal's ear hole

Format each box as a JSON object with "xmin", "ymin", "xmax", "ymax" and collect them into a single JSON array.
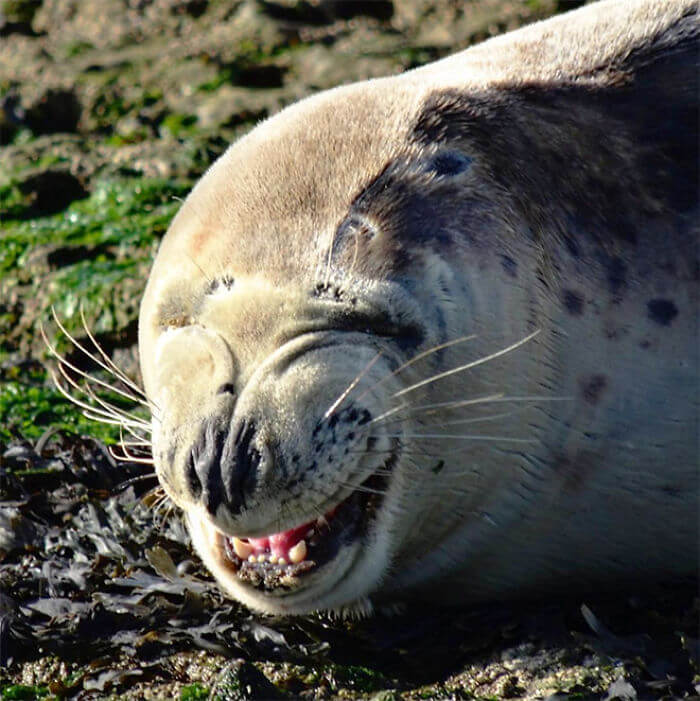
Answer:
[
  {"xmin": 424, "ymin": 150, "xmax": 472, "ymax": 177},
  {"xmin": 217, "ymin": 383, "xmax": 235, "ymax": 396}
]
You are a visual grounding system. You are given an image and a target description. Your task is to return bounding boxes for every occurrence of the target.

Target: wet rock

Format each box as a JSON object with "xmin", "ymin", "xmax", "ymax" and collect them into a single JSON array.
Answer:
[{"xmin": 212, "ymin": 659, "xmax": 286, "ymax": 700}]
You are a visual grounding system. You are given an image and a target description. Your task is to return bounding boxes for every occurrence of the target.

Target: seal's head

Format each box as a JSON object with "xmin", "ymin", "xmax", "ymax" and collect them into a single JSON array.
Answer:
[{"xmin": 138, "ymin": 79, "xmax": 498, "ymax": 614}]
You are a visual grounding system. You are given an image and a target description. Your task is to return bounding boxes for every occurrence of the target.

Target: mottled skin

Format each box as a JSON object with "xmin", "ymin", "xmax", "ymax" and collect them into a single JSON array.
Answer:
[{"xmin": 139, "ymin": 0, "xmax": 698, "ymax": 614}]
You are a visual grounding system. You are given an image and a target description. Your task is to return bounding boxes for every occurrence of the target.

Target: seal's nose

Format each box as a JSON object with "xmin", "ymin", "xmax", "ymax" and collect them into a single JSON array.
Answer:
[{"xmin": 186, "ymin": 417, "xmax": 260, "ymax": 517}]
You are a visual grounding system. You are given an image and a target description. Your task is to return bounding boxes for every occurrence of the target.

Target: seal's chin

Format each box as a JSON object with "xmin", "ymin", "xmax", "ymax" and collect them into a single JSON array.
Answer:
[{"xmin": 190, "ymin": 453, "xmax": 398, "ymax": 615}]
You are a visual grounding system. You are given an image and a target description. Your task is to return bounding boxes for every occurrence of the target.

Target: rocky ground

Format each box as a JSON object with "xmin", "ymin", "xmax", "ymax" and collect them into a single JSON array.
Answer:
[{"xmin": 0, "ymin": 0, "xmax": 698, "ymax": 698}]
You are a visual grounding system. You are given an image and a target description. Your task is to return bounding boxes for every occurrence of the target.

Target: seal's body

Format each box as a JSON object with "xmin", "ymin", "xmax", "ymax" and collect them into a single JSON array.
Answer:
[{"xmin": 139, "ymin": 0, "xmax": 698, "ymax": 614}]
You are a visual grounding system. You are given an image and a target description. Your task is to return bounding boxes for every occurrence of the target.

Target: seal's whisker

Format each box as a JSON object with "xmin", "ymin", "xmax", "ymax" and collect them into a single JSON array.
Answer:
[
  {"xmin": 55, "ymin": 361, "xmax": 149, "ymax": 429},
  {"xmin": 369, "ymin": 393, "xmax": 504, "ymax": 426},
  {"xmin": 49, "ymin": 309, "xmax": 152, "ymax": 410},
  {"xmin": 108, "ymin": 443, "xmax": 152, "ymax": 464},
  {"xmin": 323, "ymin": 227, "xmax": 337, "ymax": 287},
  {"xmin": 78, "ymin": 307, "xmax": 156, "ymax": 409},
  {"xmin": 323, "ymin": 351, "xmax": 383, "ymax": 420},
  {"xmin": 142, "ymin": 485, "xmax": 166, "ymax": 503},
  {"xmin": 116, "ymin": 420, "xmax": 151, "ymax": 445},
  {"xmin": 45, "ymin": 326, "xmax": 152, "ymax": 428},
  {"xmin": 115, "ymin": 473, "xmax": 159, "ymax": 490},
  {"xmin": 82, "ymin": 410, "xmax": 147, "ymax": 432},
  {"xmin": 49, "ymin": 367, "xmax": 143, "ymax": 430},
  {"xmin": 159, "ymin": 503, "xmax": 179, "ymax": 531},
  {"xmin": 80, "ymin": 370, "xmax": 151, "ymax": 428},
  {"xmin": 118, "ymin": 425, "xmax": 152, "ymax": 460},
  {"xmin": 371, "ymin": 393, "xmax": 572, "ymax": 427},
  {"xmin": 112, "ymin": 441, "xmax": 154, "ymax": 465},
  {"xmin": 354, "ymin": 334, "xmax": 477, "ymax": 404},
  {"xmin": 385, "ymin": 408, "xmax": 528, "ymax": 431},
  {"xmin": 337, "ymin": 480, "xmax": 389, "ymax": 496},
  {"xmin": 347, "ymin": 448, "xmax": 446, "ymax": 459},
  {"xmin": 377, "ymin": 433, "xmax": 538, "ymax": 444},
  {"xmin": 186, "ymin": 253, "xmax": 215, "ymax": 286},
  {"xmin": 392, "ymin": 329, "xmax": 541, "ymax": 399}
]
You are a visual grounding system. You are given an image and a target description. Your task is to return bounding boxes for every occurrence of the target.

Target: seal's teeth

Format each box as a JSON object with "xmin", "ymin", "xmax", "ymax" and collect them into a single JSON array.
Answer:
[
  {"xmin": 278, "ymin": 557, "xmax": 287, "ymax": 566},
  {"xmin": 316, "ymin": 515, "xmax": 328, "ymax": 528},
  {"xmin": 269, "ymin": 554, "xmax": 278, "ymax": 564},
  {"xmin": 288, "ymin": 539, "xmax": 307, "ymax": 564},
  {"xmin": 247, "ymin": 554, "xmax": 256, "ymax": 563},
  {"xmin": 232, "ymin": 537, "xmax": 253, "ymax": 560},
  {"xmin": 257, "ymin": 554, "xmax": 266, "ymax": 563},
  {"xmin": 305, "ymin": 528, "xmax": 315, "ymax": 538}
]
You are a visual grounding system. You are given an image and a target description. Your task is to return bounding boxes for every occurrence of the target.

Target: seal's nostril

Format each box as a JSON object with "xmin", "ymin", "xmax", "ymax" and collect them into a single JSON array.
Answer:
[
  {"xmin": 185, "ymin": 452, "xmax": 202, "ymax": 499},
  {"xmin": 217, "ymin": 383, "xmax": 236, "ymax": 396},
  {"xmin": 188, "ymin": 417, "xmax": 262, "ymax": 517},
  {"xmin": 191, "ymin": 419, "xmax": 227, "ymax": 516}
]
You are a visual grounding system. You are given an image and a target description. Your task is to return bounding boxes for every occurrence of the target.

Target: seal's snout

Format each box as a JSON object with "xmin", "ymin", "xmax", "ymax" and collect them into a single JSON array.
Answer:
[{"xmin": 187, "ymin": 416, "xmax": 261, "ymax": 517}]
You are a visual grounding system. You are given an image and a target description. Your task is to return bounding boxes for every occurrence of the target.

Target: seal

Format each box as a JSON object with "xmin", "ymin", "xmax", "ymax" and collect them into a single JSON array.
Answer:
[{"xmin": 136, "ymin": 0, "xmax": 698, "ymax": 615}]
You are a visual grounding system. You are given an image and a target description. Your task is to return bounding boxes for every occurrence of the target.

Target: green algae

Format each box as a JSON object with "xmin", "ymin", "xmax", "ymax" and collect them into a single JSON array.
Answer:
[
  {"xmin": 0, "ymin": 176, "xmax": 188, "ymax": 446},
  {"xmin": 180, "ymin": 683, "xmax": 210, "ymax": 700},
  {"xmin": 0, "ymin": 685, "xmax": 48, "ymax": 700},
  {"xmin": 0, "ymin": 374, "xmax": 137, "ymax": 446}
]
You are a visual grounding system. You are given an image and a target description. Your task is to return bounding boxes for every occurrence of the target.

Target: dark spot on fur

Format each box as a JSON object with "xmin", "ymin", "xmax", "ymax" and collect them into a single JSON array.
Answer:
[
  {"xmin": 500, "ymin": 255, "xmax": 518, "ymax": 277},
  {"xmin": 358, "ymin": 409, "xmax": 371, "ymax": 425},
  {"xmin": 580, "ymin": 374, "xmax": 608, "ymax": 405},
  {"xmin": 551, "ymin": 450, "xmax": 599, "ymax": 493},
  {"xmin": 563, "ymin": 234, "xmax": 580, "ymax": 259},
  {"xmin": 647, "ymin": 298, "xmax": 678, "ymax": 326},
  {"xmin": 431, "ymin": 460, "xmax": 445, "ymax": 474},
  {"xmin": 607, "ymin": 257, "xmax": 627, "ymax": 297},
  {"xmin": 659, "ymin": 484, "xmax": 682, "ymax": 498},
  {"xmin": 563, "ymin": 289, "xmax": 584, "ymax": 316}
]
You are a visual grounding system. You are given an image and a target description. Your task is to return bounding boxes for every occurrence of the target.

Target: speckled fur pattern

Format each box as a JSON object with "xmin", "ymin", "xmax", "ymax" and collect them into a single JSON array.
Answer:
[{"xmin": 139, "ymin": 0, "xmax": 698, "ymax": 614}]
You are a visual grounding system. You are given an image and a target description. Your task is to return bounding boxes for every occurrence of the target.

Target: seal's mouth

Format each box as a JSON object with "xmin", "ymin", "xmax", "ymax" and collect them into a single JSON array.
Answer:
[{"xmin": 215, "ymin": 454, "xmax": 396, "ymax": 592}]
